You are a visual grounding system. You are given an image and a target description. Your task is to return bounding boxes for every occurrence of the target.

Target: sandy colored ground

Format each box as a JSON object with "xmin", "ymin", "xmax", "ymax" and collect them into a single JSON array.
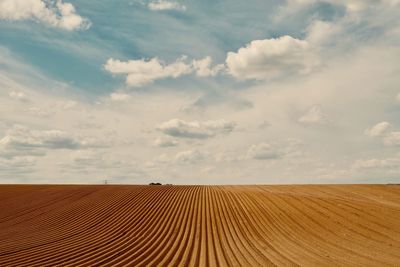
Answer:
[{"xmin": 0, "ymin": 185, "xmax": 399, "ymax": 266}]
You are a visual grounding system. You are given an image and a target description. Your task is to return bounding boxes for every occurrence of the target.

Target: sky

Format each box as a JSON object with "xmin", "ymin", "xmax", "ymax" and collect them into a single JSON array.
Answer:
[{"xmin": 1, "ymin": 0, "xmax": 400, "ymax": 184}]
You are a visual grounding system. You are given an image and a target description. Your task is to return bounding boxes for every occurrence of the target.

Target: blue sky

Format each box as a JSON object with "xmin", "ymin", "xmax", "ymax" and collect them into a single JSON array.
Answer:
[
  {"xmin": 1, "ymin": 0, "xmax": 400, "ymax": 184},
  {"xmin": 0, "ymin": 0, "xmax": 281, "ymax": 91}
]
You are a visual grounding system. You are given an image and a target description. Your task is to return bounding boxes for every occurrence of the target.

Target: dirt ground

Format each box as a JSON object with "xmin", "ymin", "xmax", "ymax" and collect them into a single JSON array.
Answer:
[{"xmin": 0, "ymin": 184, "xmax": 399, "ymax": 266}]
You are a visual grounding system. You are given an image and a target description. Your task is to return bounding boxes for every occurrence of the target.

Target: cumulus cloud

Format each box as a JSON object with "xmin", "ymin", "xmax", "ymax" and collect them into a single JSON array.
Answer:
[
  {"xmin": 298, "ymin": 106, "xmax": 327, "ymax": 125},
  {"xmin": 153, "ymin": 137, "xmax": 178, "ymax": 147},
  {"xmin": 148, "ymin": 0, "xmax": 186, "ymax": 11},
  {"xmin": 0, "ymin": 0, "xmax": 91, "ymax": 30},
  {"xmin": 175, "ymin": 150, "xmax": 203, "ymax": 164},
  {"xmin": 104, "ymin": 57, "xmax": 192, "ymax": 87},
  {"xmin": 65, "ymin": 150, "xmax": 132, "ymax": 171},
  {"xmin": 62, "ymin": 100, "xmax": 77, "ymax": 110},
  {"xmin": 306, "ymin": 20, "xmax": 340, "ymax": 46},
  {"xmin": 353, "ymin": 156, "xmax": 400, "ymax": 170},
  {"xmin": 104, "ymin": 56, "xmax": 222, "ymax": 87},
  {"xmin": 9, "ymin": 91, "xmax": 28, "ymax": 102},
  {"xmin": 383, "ymin": 132, "xmax": 400, "ymax": 146},
  {"xmin": 110, "ymin": 92, "xmax": 131, "ymax": 102},
  {"xmin": 364, "ymin": 121, "xmax": 391, "ymax": 137},
  {"xmin": 247, "ymin": 143, "xmax": 281, "ymax": 160},
  {"xmin": 365, "ymin": 122, "xmax": 400, "ymax": 147},
  {"xmin": 0, "ymin": 125, "xmax": 105, "ymax": 159},
  {"xmin": 192, "ymin": 56, "xmax": 225, "ymax": 77},
  {"xmin": 0, "ymin": 156, "xmax": 36, "ymax": 175},
  {"xmin": 153, "ymin": 150, "xmax": 204, "ymax": 165},
  {"xmin": 245, "ymin": 139, "xmax": 303, "ymax": 161},
  {"xmin": 284, "ymin": 0, "xmax": 400, "ymax": 14},
  {"xmin": 157, "ymin": 119, "xmax": 235, "ymax": 139},
  {"xmin": 26, "ymin": 107, "xmax": 50, "ymax": 117},
  {"xmin": 226, "ymin": 35, "xmax": 317, "ymax": 80}
]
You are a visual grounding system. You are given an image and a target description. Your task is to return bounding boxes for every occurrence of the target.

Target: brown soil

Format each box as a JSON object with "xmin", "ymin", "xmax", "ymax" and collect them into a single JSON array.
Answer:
[{"xmin": 0, "ymin": 185, "xmax": 399, "ymax": 266}]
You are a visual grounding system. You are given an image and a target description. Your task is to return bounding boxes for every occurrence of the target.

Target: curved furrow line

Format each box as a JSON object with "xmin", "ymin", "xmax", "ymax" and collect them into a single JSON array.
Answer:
[
  {"xmin": 304, "ymin": 195, "xmax": 400, "ymax": 248},
  {"xmin": 108, "ymin": 186, "xmax": 194, "ymax": 266},
  {"xmin": 0, "ymin": 186, "xmax": 113, "ymax": 240},
  {"xmin": 0, "ymin": 187, "xmax": 112, "ymax": 255},
  {"xmin": 201, "ymin": 187, "xmax": 226, "ymax": 266},
  {"xmin": 210, "ymin": 187, "xmax": 247, "ymax": 266},
  {"xmin": 222, "ymin": 187, "xmax": 277, "ymax": 266},
  {"xmin": 240, "ymin": 186, "xmax": 306, "ymax": 265},
  {"xmin": 39, "ymin": 187, "xmax": 152, "ymax": 266},
  {"xmin": 39, "ymin": 186, "xmax": 168, "ymax": 266},
  {"xmin": 227, "ymin": 186, "xmax": 297, "ymax": 266},
  {"xmin": 149, "ymin": 186, "xmax": 200, "ymax": 266},
  {"xmin": 1, "ymin": 187, "xmax": 145, "ymax": 265},
  {"xmin": 231, "ymin": 186, "xmax": 303, "ymax": 266},
  {"xmin": 0, "ymin": 185, "xmax": 399, "ymax": 266},
  {"xmin": 302, "ymin": 197, "xmax": 400, "ymax": 264},
  {"xmin": 316, "ymin": 186, "xmax": 400, "ymax": 225},
  {"xmin": 146, "ymin": 186, "xmax": 206, "ymax": 266},
  {"xmin": 110, "ymin": 186, "xmax": 188, "ymax": 264},
  {"xmin": 252, "ymin": 188, "xmax": 348, "ymax": 266},
  {"xmin": 241, "ymin": 187, "xmax": 319, "ymax": 266},
  {"xmin": 0, "ymin": 186, "xmax": 126, "ymax": 255},
  {"xmin": 263, "ymin": 190, "xmax": 376, "ymax": 266},
  {"xmin": 332, "ymin": 186, "xmax": 398, "ymax": 207},
  {"xmin": 213, "ymin": 187, "xmax": 260, "ymax": 266},
  {"xmin": 264, "ymin": 190, "xmax": 388, "ymax": 266},
  {"xmin": 130, "ymin": 186, "xmax": 200, "ymax": 266},
  {"xmin": 286, "ymin": 193, "xmax": 400, "ymax": 263},
  {"xmin": 171, "ymin": 186, "xmax": 202, "ymax": 266},
  {"xmin": 334, "ymin": 199, "xmax": 400, "ymax": 234},
  {"xmin": 203, "ymin": 186, "xmax": 220, "ymax": 266},
  {"xmin": 186, "ymin": 186, "xmax": 204, "ymax": 267},
  {"xmin": 208, "ymin": 187, "xmax": 242, "ymax": 266},
  {"xmin": 66, "ymin": 186, "xmax": 181, "ymax": 266},
  {"xmin": 244, "ymin": 187, "xmax": 325, "ymax": 265},
  {"xmin": 0, "ymin": 188, "xmax": 82, "ymax": 222},
  {"xmin": 0, "ymin": 188, "xmax": 98, "ymax": 232},
  {"xmin": 0, "ymin": 189, "xmax": 128, "ymax": 265}
]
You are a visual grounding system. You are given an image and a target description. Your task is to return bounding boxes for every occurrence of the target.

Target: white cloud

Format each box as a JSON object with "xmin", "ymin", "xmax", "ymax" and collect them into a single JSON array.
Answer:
[
  {"xmin": 0, "ymin": 0, "xmax": 91, "ymax": 30},
  {"xmin": 175, "ymin": 150, "xmax": 204, "ymax": 164},
  {"xmin": 306, "ymin": 20, "xmax": 340, "ymax": 46},
  {"xmin": 26, "ymin": 107, "xmax": 50, "ymax": 117},
  {"xmin": 247, "ymin": 143, "xmax": 281, "ymax": 160},
  {"xmin": 104, "ymin": 57, "xmax": 192, "ymax": 87},
  {"xmin": 62, "ymin": 101, "xmax": 77, "ymax": 110},
  {"xmin": 104, "ymin": 56, "xmax": 222, "ymax": 87},
  {"xmin": 383, "ymin": 132, "xmax": 400, "ymax": 146},
  {"xmin": 364, "ymin": 121, "xmax": 391, "ymax": 137},
  {"xmin": 65, "ymin": 150, "xmax": 132, "ymax": 171},
  {"xmin": 365, "ymin": 122, "xmax": 400, "ymax": 147},
  {"xmin": 284, "ymin": 0, "xmax": 400, "ymax": 13},
  {"xmin": 192, "ymin": 56, "xmax": 225, "ymax": 77},
  {"xmin": 259, "ymin": 120, "xmax": 271, "ymax": 129},
  {"xmin": 0, "ymin": 125, "xmax": 106, "ymax": 159},
  {"xmin": 110, "ymin": 92, "xmax": 131, "ymax": 102},
  {"xmin": 0, "ymin": 156, "xmax": 36, "ymax": 175},
  {"xmin": 298, "ymin": 106, "xmax": 327, "ymax": 125},
  {"xmin": 153, "ymin": 137, "xmax": 178, "ymax": 147},
  {"xmin": 353, "ymin": 156, "xmax": 400, "ymax": 170},
  {"xmin": 157, "ymin": 119, "xmax": 235, "ymax": 139},
  {"xmin": 396, "ymin": 93, "xmax": 400, "ymax": 103},
  {"xmin": 9, "ymin": 91, "xmax": 28, "ymax": 102},
  {"xmin": 226, "ymin": 35, "xmax": 317, "ymax": 80},
  {"xmin": 148, "ymin": 0, "xmax": 186, "ymax": 11}
]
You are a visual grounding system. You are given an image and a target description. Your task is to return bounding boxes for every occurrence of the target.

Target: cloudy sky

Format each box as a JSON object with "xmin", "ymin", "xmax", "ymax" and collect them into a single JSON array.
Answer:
[{"xmin": 1, "ymin": 0, "xmax": 400, "ymax": 184}]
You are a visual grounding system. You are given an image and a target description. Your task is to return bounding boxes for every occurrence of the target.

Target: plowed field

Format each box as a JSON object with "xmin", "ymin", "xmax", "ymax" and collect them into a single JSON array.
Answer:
[{"xmin": 0, "ymin": 185, "xmax": 399, "ymax": 266}]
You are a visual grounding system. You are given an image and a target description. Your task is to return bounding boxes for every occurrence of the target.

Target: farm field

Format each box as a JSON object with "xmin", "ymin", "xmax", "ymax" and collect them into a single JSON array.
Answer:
[{"xmin": 0, "ymin": 185, "xmax": 399, "ymax": 266}]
